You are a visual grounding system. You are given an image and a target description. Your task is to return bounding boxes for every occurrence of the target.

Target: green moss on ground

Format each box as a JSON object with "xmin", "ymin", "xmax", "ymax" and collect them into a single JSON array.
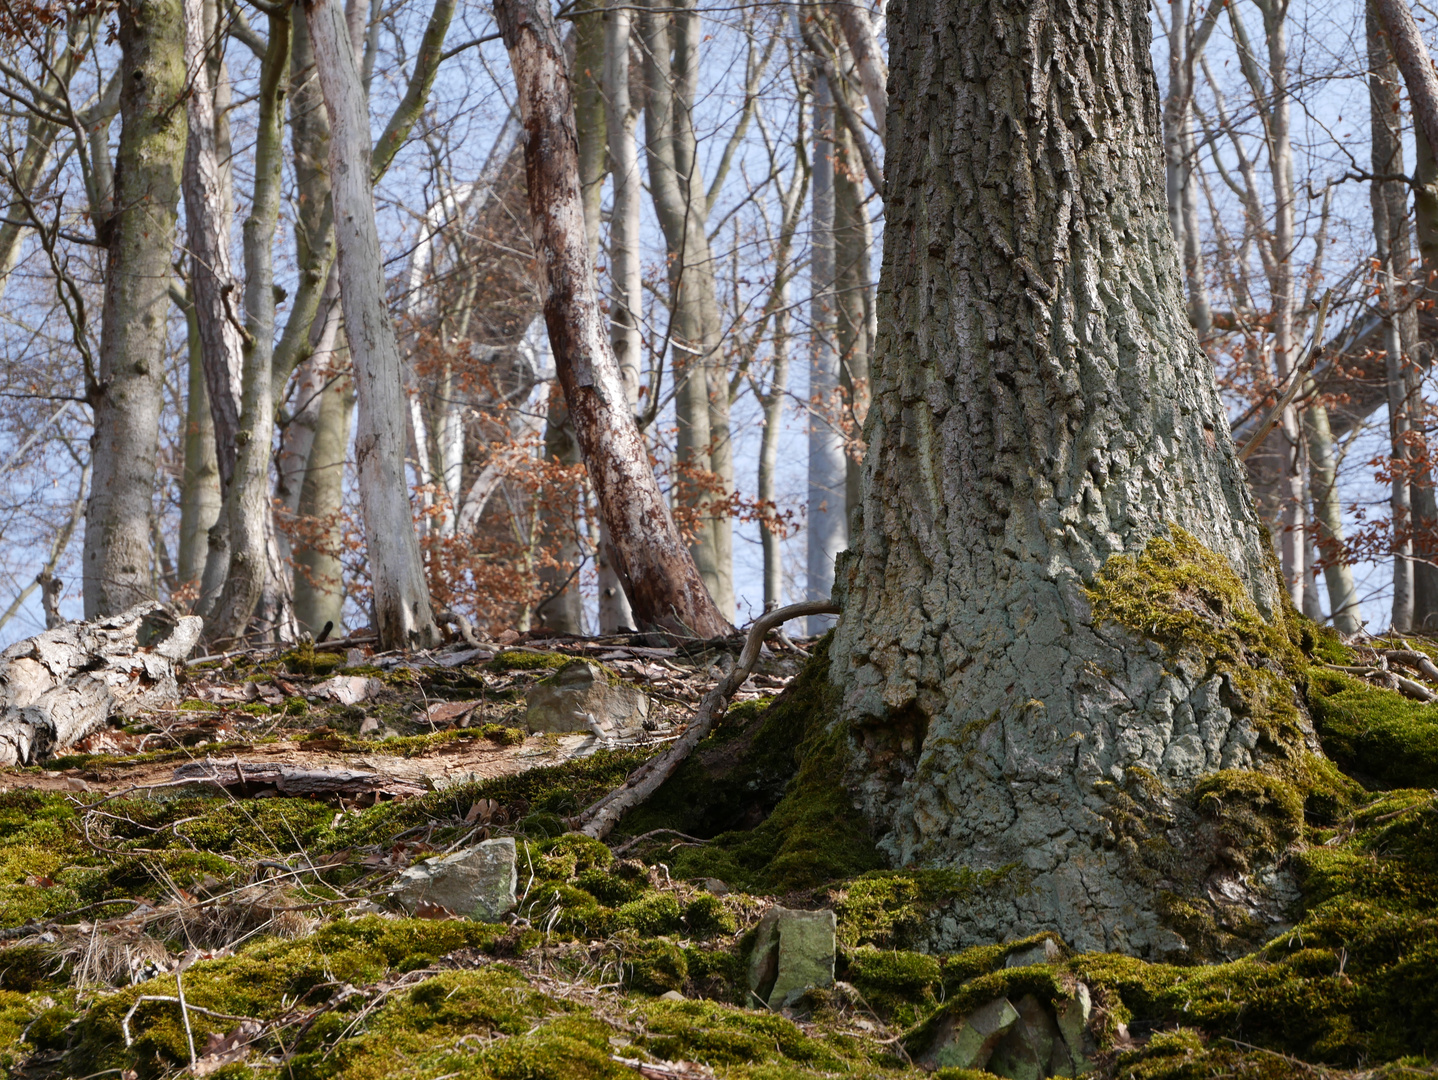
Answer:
[
  {"xmin": 1307, "ymin": 669, "xmax": 1438, "ymax": 788},
  {"xmin": 488, "ymin": 649, "xmax": 573, "ymax": 673}
]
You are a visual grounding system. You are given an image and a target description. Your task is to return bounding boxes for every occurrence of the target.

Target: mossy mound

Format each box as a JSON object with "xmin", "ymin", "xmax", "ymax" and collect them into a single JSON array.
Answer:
[
  {"xmin": 616, "ymin": 635, "xmax": 882, "ymax": 895},
  {"xmin": 1307, "ymin": 669, "xmax": 1438, "ymax": 788}
]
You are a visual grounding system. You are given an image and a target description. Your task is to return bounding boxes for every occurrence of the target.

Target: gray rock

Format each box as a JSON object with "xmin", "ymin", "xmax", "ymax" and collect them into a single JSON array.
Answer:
[
  {"xmin": 526, "ymin": 661, "xmax": 649, "ymax": 740},
  {"xmin": 393, "ymin": 837, "xmax": 517, "ymax": 921},
  {"xmin": 314, "ymin": 675, "xmax": 385, "ymax": 705},
  {"xmin": 1051, "ymin": 983, "xmax": 1093, "ymax": 1077},
  {"xmin": 916, "ymin": 997, "xmax": 1020, "ymax": 1071},
  {"xmin": 358, "ymin": 717, "xmax": 380, "ymax": 736},
  {"xmin": 747, "ymin": 906, "xmax": 836, "ymax": 1009},
  {"xmin": 988, "ymin": 994, "xmax": 1060, "ymax": 1080},
  {"xmin": 1004, "ymin": 936, "xmax": 1062, "ymax": 968}
]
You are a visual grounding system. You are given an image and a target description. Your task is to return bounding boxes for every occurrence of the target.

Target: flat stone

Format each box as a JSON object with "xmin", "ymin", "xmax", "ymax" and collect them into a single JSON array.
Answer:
[
  {"xmin": 526, "ymin": 661, "xmax": 648, "ymax": 740},
  {"xmin": 658, "ymin": 990, "xmax": 686, "ymax": 1002},
  {"xmin": 393, "ymin": 837, "xmax": 517, "ymax": 921},
  {"xmin": 746, "ymin": 906, "xmax": 836, "ymax": 1009},
  {"xmin": 916, "ymin": 997, "xmax": 1020, "ymax": 1071},
  {"xmin": 314, "ymin": 675, "xmax": 385, "ymax": 705}
]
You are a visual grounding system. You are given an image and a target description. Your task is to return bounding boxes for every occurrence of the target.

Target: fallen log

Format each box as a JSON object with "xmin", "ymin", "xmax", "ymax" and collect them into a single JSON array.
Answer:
[
  {"xmin": 0, "ymin": 602, "xmax": 203, "ymax": 765},
  {"xmin": 172, "ymin": 760, "xmax": 429, "ymax": 802}
]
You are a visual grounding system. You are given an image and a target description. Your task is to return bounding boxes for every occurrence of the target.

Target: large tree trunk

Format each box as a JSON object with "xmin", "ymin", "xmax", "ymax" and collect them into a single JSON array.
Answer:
[
  {"xmin": 83, "ymin": 0, "xmax": 187, "ymax": 618},
  {"xmin": 305, "ymin": 0, "xmax": 441, "ymax": 650},
  {"xmin": 831, "ymin": 0, "xmax": 1279, "ymax": 958},
  {"xmin": 493, "ymin": 0, "xmax": 732, "ymax": 639}
]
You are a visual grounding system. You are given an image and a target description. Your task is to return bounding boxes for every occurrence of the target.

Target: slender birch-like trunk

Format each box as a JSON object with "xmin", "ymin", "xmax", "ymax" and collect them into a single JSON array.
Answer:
[
  {"xmin": 294, "ymin": 369, "xmax": 354, "ymax": 635},
  {"xmin": 1370, "ymin": 9, "xmax": 1416, "ymax": 631},
  {"xmin": 305, "ymin": 0, "xmax": 442, "ymax": 650},
  {"xmin": 832, "ymin": 0, "xmax": 887, "ymax": 144},
  {"xmin": 203, "ymin": 10, "xmax": 293, "ymax": 644},
  {"xmin": 598, "ymin": 0, "xmax": 642, "ymax": 631},
  {"xmin": 807, "ymin": 72, "xmax": 845, "ymax": 634},
  {"xmin": 178, "ymin": 290, "xmax": 222, "ymax": 591},
  {"xmin": 83, "ymin": 0, "xmax": 187, "ymax": 618},
  {"xmin": 1303, "ymin": 393, "xmax": 1361, "ymax": 633},
  {"xmin": 493, "ymin": 0, "xmax": 732, "ymax": 638}
]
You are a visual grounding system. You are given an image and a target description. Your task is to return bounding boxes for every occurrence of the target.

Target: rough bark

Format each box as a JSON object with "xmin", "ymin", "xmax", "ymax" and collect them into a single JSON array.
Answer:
[
  {"xmin": 305, "ymin": 0, "xmax": 441, "ymax": 651},
  {"xmin": 83, "ymin": 0, "xmax": 188, "ymax": 619},
  {"xmin": 831, "ymin": 0, "xmax": 1278, "ymax": 957},
  {"xmin": 492, "ymin": 0, "xmax": 732, "ymax": 639},
  {"xmin": 1371, "ymin": 0, "xmax": 1438, "ymax": 159},
  {"xmin": 0, "ymin": 603, "xmax": 202, "ymax": 765},
  {"xmin": 807, "ymin": 73, "xmax": 845, "ymax": 635},
  {"xmin": 834, "ymin": 105, "xmax": 874, "ymax": 522}
]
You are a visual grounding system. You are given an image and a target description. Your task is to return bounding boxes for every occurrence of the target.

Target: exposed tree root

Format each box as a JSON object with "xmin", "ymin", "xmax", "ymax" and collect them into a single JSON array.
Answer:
[{"xmin": 575, "ymin": 600, "xmax": 840, "ymax": 840}]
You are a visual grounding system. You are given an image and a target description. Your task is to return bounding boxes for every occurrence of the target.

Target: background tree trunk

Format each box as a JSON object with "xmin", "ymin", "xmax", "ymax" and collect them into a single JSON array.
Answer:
[
  {"xmin": 831, "ymin": 0, "xmax": 1278, "ymax": 957},
  {"xmin": 293, "ymin": 368, "xmax": 354, "ymax": 636},
  {"xmin": 178, "ymin": 291, "xmax": 222, "ymax": 592},
  {"xmin": 83, "ymin": 0, "xmax": 187, "ymax": 618},
  {"xmin": 807, "ymin": 72, "xmax": 844, "ymax": 634},
  {"xmin": 306, "ymin": 0, "xmax": 441, "ymax": 650},
  {"xmin": 493, "ymin": 0, "xmax": 732, "ymax": 639},
  {"xmin": 599, "ymin": 0, "xmax": 641, "ymax": 633}
]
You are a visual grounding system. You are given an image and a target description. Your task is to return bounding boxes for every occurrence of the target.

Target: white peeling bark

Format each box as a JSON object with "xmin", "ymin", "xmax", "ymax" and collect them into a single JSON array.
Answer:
[
  {"xmin": 305, "ymin": 0, "xmax": 441, "ymax": 650},
  {"xmin": 832, "ymin": 0, "xmax": 1279, "ymax": 958}
]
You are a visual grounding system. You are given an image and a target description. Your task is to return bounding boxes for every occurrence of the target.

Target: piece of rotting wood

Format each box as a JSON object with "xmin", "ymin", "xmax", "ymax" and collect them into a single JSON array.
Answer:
[{"xmin": 0, "ymin": 602, "xmax": 203, "ymax": 765}]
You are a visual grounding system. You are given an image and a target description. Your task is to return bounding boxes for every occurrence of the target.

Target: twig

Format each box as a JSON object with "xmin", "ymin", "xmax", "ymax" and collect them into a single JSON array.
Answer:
[
  {"xmin": 1237, "ymin": 290, "xmax": 1330, "ymax": 461},
  {"xmin": 576, "ymin": 600, "xmax": 840, "ymax": 840},
  {"xmin": 121, "ymin": 996, "xmax": 257, "ymax": 1048},
  {"xmin": 175, "ymin": 966, "xmax": 198, "ymax": 1068},
  {"xmin": 611, "ymin": 829, "xmax": 711, "ymax": 857}
]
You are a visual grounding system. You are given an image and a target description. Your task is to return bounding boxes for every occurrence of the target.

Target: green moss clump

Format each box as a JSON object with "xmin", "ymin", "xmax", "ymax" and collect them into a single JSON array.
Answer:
[
  {"xmin": 615, "ymin": 893, "xmax": 683, "ymax": 935},
  {"xmin": 845, "ymin": 947, "xmax": 941, "ymax": 1026},
  {"xmin": 488, "ymin": 649, "xmax": 572, "ymax": 673},
  {"xmin": 682, "ymin": 893, "xmax": 737, "ymax": 935},
  {"xmin": 281, "ymin": 641, "xmax": 346, "ymax": 677},
  {"xmin": 1307, "ymin": 669, "xmax": 1438, "ymax": 789},
  {"xmin": 832, "ymin": 869, "xmax": 1005, "ymax": 950}
]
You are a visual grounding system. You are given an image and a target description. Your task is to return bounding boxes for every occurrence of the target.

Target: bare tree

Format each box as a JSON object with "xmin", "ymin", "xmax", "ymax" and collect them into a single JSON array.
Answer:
[{"xmin": 493, "ymin": 0, "xmax": 732, "ymax": 638}]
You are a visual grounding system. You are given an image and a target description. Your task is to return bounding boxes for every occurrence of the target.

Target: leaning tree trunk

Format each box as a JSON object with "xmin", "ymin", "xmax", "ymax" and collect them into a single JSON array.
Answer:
[
  {"xmin": 493, "ymin": 0, "xmax": 732, "ymax": 639},
  {"xmin": 306, "ymin": 0, "xmax": 441, "ymax": 650},
  {"xmin": 831, "ymin": 0, "xmax": 1280, "ymax": 958},
  {"xmin": 83, "ymin": 0, "xmax": 187, "ymax": 619}
]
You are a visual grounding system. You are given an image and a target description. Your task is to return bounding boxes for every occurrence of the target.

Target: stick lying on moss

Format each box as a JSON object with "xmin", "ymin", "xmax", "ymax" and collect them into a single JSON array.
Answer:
[{"xmin": 575, "ymin": 600, "xmax": 840, "ymax": 840}]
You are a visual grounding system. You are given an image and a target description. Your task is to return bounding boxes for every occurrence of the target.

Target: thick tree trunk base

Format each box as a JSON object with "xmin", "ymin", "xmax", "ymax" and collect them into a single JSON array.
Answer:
[
  {"xmin": 0, "ymin": 603, "xmax": 203, "ymax": 765},
  {"xmin": 833, "ymin": 533, "xmax": 1317, "ymax": 960}
]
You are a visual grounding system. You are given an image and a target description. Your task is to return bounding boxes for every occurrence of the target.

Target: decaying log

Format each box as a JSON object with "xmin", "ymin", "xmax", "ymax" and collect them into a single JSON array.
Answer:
[
  {"xmin": 0, "ymin": 602, "xmax": 203, "ymax": 765},
  {"xmin": 172, "ymin": 760, "xmax": 429, "ymax": 801}
]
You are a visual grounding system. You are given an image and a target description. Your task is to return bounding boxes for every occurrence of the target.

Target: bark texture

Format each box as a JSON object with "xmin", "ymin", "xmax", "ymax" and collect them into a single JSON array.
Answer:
[
  {"xmin": 0, "ymin": 603, "xmax": 202, "ymax": 765},
  {"xmin": 306, "ymin": 0, "xmax": 441, "ymax": 650},
  {"xmin": 83, "ymin": 0, "xmax": 188, "ymax": 618},
  {"xmin": 831, "ymin": 0, "xmax": 1278, "ymax": 956},
  {"xmin": 493, "ymin": 0, "xmax": 732, "ymax": 639}
]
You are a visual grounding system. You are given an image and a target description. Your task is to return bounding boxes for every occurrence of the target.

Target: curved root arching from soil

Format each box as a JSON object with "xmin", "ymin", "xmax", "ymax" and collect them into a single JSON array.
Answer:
[{"xmin": 575, "ymin": 599, "xmax": 840, "ymax": 840}]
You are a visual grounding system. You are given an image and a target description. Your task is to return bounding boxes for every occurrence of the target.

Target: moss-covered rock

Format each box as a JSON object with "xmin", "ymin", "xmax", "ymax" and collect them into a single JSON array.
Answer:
[{"xmin": 1308, "ymin": 669, "xmax": 1438, "ymax": 789}]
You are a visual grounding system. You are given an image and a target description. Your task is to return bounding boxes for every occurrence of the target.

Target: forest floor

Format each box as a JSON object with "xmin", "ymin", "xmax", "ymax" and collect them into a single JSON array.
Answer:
[{"xmin": 0, "ymin": 622, "xmax": 1434, "ymax": 1080}]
